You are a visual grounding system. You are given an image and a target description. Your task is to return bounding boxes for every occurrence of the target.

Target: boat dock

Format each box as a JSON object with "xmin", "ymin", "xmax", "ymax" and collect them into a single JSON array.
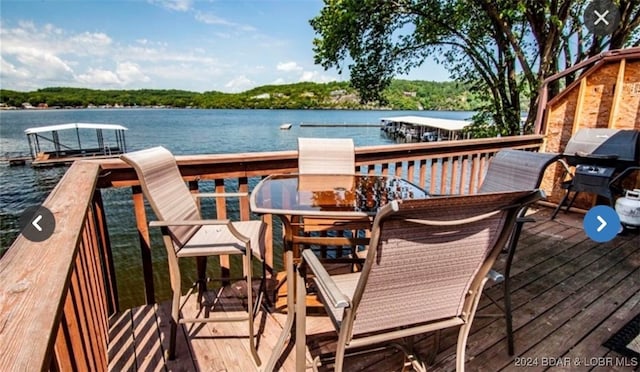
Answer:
[
  {"xmin": 381, "ymin": 116, "xmax": 471, "ymax": 142},
  {"xmin": 300, "ymin": 123, "xmax": 380, "ymax": 127},
  {"xmin": 3, "ymin": 122, "xmax": 129, "ymax": 167}
]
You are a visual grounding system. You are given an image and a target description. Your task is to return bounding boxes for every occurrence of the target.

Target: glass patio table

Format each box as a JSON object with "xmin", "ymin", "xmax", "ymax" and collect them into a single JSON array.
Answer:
[{"xmin": 250, "ymin": 173, "xmax": 428, "ymax": 371}]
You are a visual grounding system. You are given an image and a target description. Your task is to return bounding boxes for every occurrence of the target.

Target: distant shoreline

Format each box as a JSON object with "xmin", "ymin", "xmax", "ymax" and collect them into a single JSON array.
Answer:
[{"xmin": 0, "ymin": 80, "xmax": 479, "ymax": 111}]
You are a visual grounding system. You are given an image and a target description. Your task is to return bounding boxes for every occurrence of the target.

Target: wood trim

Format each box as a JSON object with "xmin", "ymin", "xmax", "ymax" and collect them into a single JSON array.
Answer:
[
  {"xmin": 535, "ymin": 47, "xmax": 640, "ymax": 134},
  {"xmin": 572, "ymin": 78, "xmax": 588, "ymax": 135},
  {"xmin": 544, "ymin": 48, "xmax": 640, "ymax": 109},
  {"xmin": 608, "ymin": 59, "xmax": 626, "ymax": 129}
]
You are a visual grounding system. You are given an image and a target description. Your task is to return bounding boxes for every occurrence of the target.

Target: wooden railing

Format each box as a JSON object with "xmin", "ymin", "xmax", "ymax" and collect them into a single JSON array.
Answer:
[
  {"xmin": 0, "ymin": 134, "xmax": 543, "ymax": 370},
  {"xmin": 0, "ymin": 162, "xmax": 117, "ymax": 371}
]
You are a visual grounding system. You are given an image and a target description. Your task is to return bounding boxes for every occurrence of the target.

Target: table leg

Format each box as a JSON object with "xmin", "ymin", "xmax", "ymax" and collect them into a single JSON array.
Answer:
[
  {"xmin": 263, "ymin": 216, "xmax": 299, "ymax": 372},
  {"xmin": 296, "ymin": 263, "xmax": 307, "ymax": 371},
  {"xmin": 263, "ymin": 250, "xmax": 294, "ymax": 371}
]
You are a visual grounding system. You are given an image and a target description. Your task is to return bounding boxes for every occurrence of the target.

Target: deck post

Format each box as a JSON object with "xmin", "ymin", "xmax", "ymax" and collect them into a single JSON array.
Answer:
[
  {"xmin": 214, "ymin": 179, "xmax": 231, "ymax": 283},
  {"xmin": 132, "ymin": 185, "xmax": 156, "ymax": 304}
]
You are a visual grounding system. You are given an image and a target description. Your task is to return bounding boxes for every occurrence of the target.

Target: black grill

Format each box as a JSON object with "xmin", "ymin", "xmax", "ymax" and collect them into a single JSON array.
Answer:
[
  {"xmin": 552, "ymin": 128, "xmax": 640, "ymax": 217},
  {"xmin": 564, "ymin": 128, "xmax": 639, "ymax": 168}
]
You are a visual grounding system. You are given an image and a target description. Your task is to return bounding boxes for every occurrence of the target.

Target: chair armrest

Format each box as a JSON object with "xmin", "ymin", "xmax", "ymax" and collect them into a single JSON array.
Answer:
[
  {"xmin": 301, "ymin": 250, "xmax": 350, "ymax": 309},
  {"xmin": 558, "ymin": 159, "xmax": 574, "ymax": 179},
  {"xmin": 149, "ymin": 219, "xmax": 252, "ymax": 244},
  {"xmin": 194, "ymin": 192, "xmax": 249, "ymax": 199},
  {"xmin": 516, "ymin": 216, "xmax": 536, "ymax": 224},
  {"xmin": 149, "ymin": 219, "xmax": 230, "ymax": 227}
]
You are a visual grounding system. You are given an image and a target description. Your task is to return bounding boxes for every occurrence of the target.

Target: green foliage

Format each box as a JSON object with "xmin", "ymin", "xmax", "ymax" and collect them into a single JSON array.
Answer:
[
  {"xmin": 310, "ymin": 0, "xmax": 640, "ymax": 136},
  {"xmin": 0, "ymin": 80, "xmax": 474, "ymax": 111}
]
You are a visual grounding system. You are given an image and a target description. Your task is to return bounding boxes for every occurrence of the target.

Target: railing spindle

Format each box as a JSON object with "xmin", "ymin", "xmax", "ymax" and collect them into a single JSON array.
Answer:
[{"xmin": 92, "ymin": 190, "xmax": 118, "ymax": 314}]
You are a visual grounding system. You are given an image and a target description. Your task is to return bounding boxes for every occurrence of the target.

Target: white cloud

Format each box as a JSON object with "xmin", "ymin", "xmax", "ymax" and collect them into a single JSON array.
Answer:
[
  {"xmin": 11, "ymin": 47, "xmax": 75, "ymax": 82},
  {"xmin": 77, "ymin": 68, "xmax": 121, "ymax": 85},
  {"xmin": 195, "ymin": 12, "xmax": 234, "ymax": 26},
  {"xmin": 195, "ymin": 11, "xmax": 256, "ymax": 32},
  {"xmin": 225, "ymin": 75, "xmax": 254, "ymax": 92},
  {"xmin": 0, "ymin": 57, "xmax": 30, "ymax": 80},
  {"xmin": 70, "ymin": 32, "xmax": 112, "ymax": 47},
  {"xmin": 148, "ymin": 0, "xmax": 192, "ymax": 12},
  {"xmin": 77, "ymin": 63, "xmax": 150, "ymax": 87},
  {"xmin": 68, "ymin": 32, "xmax": 113, "ymax": 56},
  {"xmin": 269, "ymin": 68, "xmax": 339, "ymax": 87},
  {"xmin": 0, "ymin": 18, "xmax": 335, "ymax": 93},
  {"xmin": 299, "ymin": 70, "xmax": 337, "ymax": 83},
  {"xmin": 276, "ymin": 61, "xmax": 303, "ymax": 72},
  {"xmin": 116, "ymin": 62, "xmax": 150, "ymax": 84}
]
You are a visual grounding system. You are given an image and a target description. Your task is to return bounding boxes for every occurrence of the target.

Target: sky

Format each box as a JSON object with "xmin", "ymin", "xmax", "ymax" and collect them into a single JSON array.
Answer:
[{"xmin": 0, "ymin": 0, "xmax": 451, "ymax": 93}]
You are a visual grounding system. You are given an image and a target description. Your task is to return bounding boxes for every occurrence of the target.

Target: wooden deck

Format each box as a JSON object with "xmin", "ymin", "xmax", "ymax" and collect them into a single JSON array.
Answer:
[{"xmin": 108, "ymin": 207, "xmax": 640, "ymax": 371}]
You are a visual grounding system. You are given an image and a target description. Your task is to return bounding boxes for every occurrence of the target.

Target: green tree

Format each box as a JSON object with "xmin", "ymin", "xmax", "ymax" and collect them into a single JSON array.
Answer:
[{"xmin": 310, "ymin": 0, "xmax": 640, "ymax": 136}]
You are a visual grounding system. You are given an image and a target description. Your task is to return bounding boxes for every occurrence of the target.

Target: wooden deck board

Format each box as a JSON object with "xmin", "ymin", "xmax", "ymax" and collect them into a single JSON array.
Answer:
[
  {"xmin": 131, "ymin": 305, "xmax": 165, "ymax": 372},
  {"xmin": 109, "ymin": 207, "xmax": 640, "ymax": 371},
  {"xmin": 108, "ymin": 310, "xmax": 136, "ymax": 371}
]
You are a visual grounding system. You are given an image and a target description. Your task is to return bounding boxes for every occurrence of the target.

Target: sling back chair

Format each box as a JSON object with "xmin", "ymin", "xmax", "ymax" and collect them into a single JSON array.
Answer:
[
  {"xmin": 296, "ymin": 189, "xmax": 544, "ymax": 371},
  {"xmin": 297, "ymin": 138, "xmax": 371, "ymax": 259},
  {"xmin": 121, "ymin": 146, "xmax": 265, "ymax": 365},
  {"xmin": 478, "ymin": 149, "xmax": 560, "ymax": 355}
]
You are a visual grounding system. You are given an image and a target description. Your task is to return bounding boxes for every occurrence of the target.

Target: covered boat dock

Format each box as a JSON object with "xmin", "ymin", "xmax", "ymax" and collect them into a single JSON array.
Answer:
[
  {"xmin": 24, "ymin": 123, "xmax": 128, "ymax": 167},
  {"xmin": 380, "ymin": 115, "xmax": 471, "ymax": 142}
]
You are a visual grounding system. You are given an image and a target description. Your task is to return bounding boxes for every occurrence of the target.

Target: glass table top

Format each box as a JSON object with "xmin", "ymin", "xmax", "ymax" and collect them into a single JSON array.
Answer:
[{"xmin": 251, "ymin": 174, "xmax": 429, "ymax": 216}]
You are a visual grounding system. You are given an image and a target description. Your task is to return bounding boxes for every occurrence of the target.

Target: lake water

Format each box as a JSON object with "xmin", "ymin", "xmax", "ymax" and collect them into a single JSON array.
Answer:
[{"xmin": 0, "ymin": 108, "xmax": 473, "ymax": 307}]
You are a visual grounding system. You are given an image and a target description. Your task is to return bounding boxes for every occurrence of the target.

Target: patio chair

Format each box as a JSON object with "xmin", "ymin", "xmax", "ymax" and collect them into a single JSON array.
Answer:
[
  {"xmin": 297, "ymin": 137, "xmax": 371, "ymax": 258},
  {"xmin": 478, "ymin": 149, "xmax": 560, "ymax": 355},
  {"xmin": 298, "ymin": 137, "xmax": 356, "ymax": 175},
  {"xmin": 121, "ymin": 146, "xmax": 265, "ymax": 365},
  {"xmin": 297, "ymin": 190, "xmax": 544, "ymax": 371}
]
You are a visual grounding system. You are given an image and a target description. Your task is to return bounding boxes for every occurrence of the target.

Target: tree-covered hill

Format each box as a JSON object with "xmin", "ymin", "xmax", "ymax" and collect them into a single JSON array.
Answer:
[{"xmin": 0, "ymin": 80, "xmax": 477, "ymax": 111}]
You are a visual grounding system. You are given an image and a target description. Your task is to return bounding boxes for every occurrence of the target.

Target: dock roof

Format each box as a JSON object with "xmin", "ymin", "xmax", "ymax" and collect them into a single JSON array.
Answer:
[
  {"xmin": 380, "ymin": 116, "xmax": 470, "ymax": 131},
  {"xmin": 25, "ymin": 123, "xmax": 128, "ymax": 134}
]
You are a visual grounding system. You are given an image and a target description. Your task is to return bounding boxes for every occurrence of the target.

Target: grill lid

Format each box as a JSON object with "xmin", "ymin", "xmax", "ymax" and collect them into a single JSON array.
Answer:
[{"xmin": 564, "ymin": 128, "xmax": 639, "ymax": 163}]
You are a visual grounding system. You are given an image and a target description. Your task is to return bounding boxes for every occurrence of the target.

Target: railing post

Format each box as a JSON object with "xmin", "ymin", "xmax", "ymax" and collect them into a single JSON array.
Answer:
[
  {"xmin": 93, "ymin": 190, "xmax": 119, "ymax": 314},
  {"xmin": 132, "ymin": 185, "xmax": 155, "ymax": 304},
  {"xmin": 214, "ymin": 179, "xmax": 230, "ymax": 282}
]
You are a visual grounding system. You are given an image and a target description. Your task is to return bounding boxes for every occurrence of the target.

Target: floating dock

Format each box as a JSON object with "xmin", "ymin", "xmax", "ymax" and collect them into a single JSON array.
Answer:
[{"xmin": 1, "ymin": 155, "xmax": 31, "ymax": 166}]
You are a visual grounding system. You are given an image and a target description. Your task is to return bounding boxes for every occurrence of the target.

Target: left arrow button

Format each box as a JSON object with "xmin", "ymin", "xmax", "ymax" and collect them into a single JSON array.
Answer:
[
  {"xmin": 32, "ymin": 215, "xmax": 43, "ymax": 232},
  {"xmin": 19, "ymin": 206, "xmax": 55, "ymax": 242}
]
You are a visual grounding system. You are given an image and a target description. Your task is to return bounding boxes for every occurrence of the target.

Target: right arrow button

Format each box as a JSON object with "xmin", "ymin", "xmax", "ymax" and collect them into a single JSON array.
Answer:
[
  {"xmin": 584, "ymin": 205, "xmax": 621, "ymax": 243},
  {"xmin": 596, "ymin": 215, "xmax": 607, "ymax": 232}
]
